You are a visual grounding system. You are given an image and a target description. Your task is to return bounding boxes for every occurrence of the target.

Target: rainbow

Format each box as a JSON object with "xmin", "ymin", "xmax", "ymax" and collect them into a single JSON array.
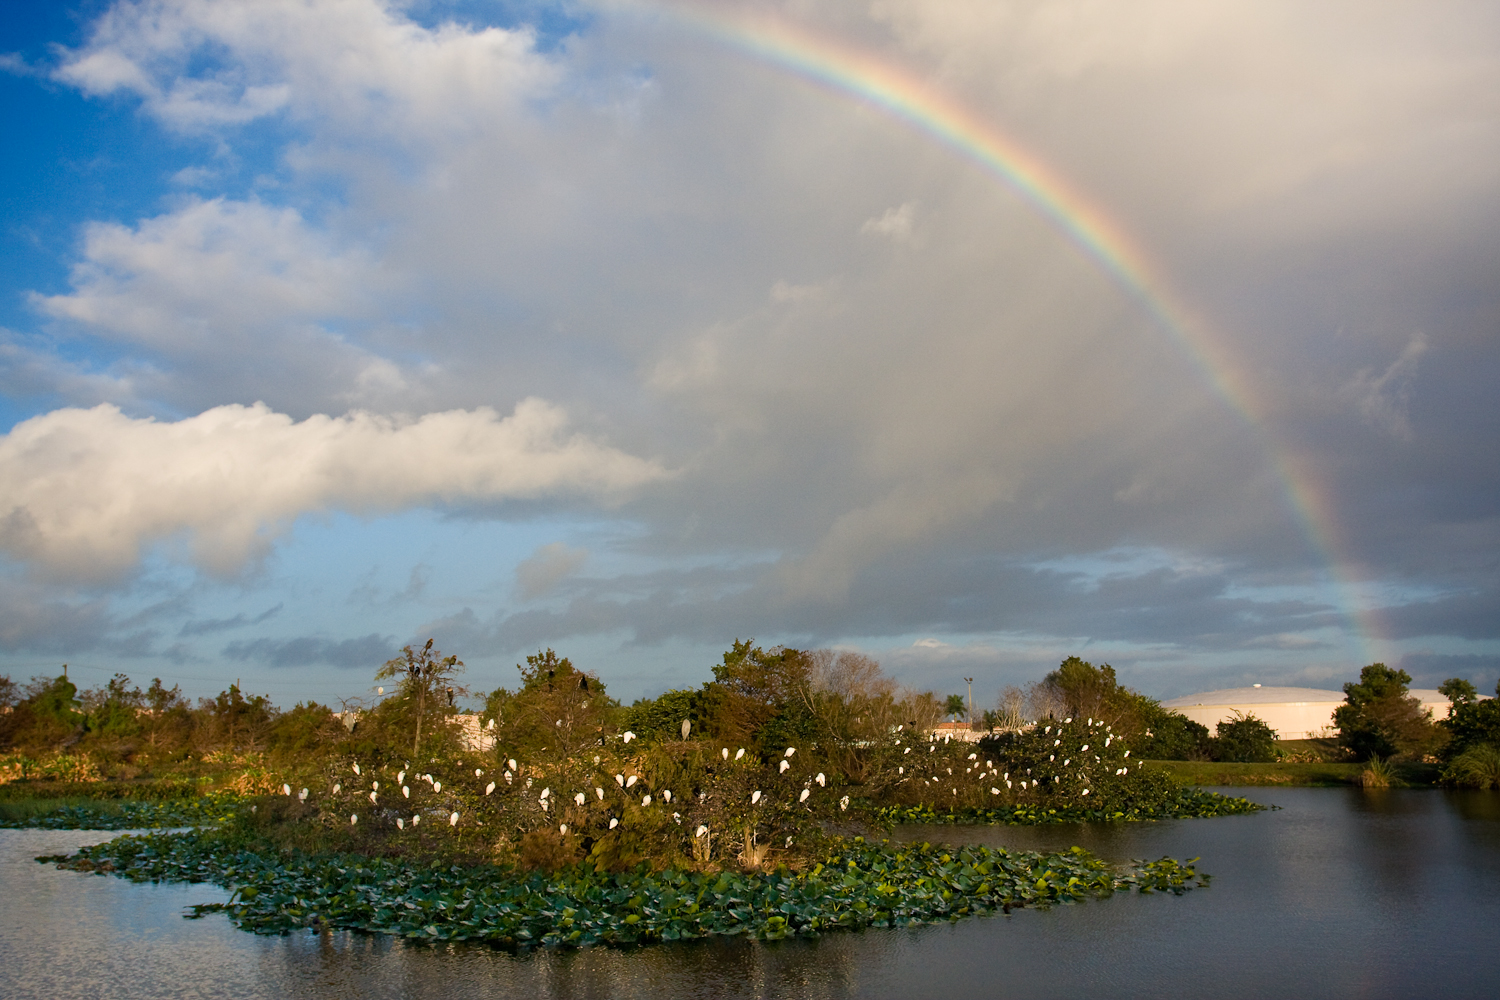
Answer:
[{"xmin": 622, "ymin": 0, "xmax": 1386, "ymax": 663}]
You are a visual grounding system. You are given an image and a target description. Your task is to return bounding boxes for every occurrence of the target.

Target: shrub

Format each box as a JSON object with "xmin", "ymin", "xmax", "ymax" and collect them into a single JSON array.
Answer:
[
  {"xmin": 1443, "ymin": 744, "xmax": 1500, "ymax": 789},
  {"xmin": 1211, "ymin": 712, "xmax": 1277, "ymax": 763}
]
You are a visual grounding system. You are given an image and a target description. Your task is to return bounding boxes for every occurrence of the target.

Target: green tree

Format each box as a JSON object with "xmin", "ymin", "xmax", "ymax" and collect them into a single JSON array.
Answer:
[
  {"xmin": 943, "ymin": 693, "xmax": 966, "ymax": 722},
  {"xmin": 1134, "ymin": 706, "xmax": 1213, "ymax": 760},
  {"xmin": 1211, "ymin": 712, "xmax": 1277, "ymax": 762},
  {"xmin": 1440, "ymin": 677, "xmax": 1500, "ymax": 761},
  {"xmin": 376, "ymin": 639, "xmax": 464, "ymax": 754},
  {"xmin": 1334, "ymin": 663, "xmax": 1440, "ymax": 761}
]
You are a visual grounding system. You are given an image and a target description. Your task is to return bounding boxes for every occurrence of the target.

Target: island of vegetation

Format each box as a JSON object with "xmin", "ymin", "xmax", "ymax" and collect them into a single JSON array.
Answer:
[{"xmin": 6, "ymin": 644, "xmax": 1488, "ymax": 947}]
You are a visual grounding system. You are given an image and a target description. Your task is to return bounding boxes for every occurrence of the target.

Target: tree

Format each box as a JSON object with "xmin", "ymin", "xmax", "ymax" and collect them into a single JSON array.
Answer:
[
  {"xmin": 1211, "ymin": 712, "xmax": 1277, "ymax": 763},
  {"xmin": 943, "ymin": 693, "xmax": 966, "ymax": 722},
  {"xmin": 1440, "ymin": 677, "xmax": 1500, "ymax": 760},
  {"xmin": 376, "ymin": 639, "xmax": 465, "ymax": 754},
  {"xmin": 1334, "ymin": 663, "xmax": 1440, "ymax": 761},
  {"xmin": 1134, "ymin": 707, "xmax": 1213, "ymax": 760}
]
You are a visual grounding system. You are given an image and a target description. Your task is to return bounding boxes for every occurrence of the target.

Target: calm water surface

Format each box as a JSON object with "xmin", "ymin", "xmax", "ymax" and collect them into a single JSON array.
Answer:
[{"xmin": 4, "ymin": 787, "xmax": 1498, "ymax": 999}]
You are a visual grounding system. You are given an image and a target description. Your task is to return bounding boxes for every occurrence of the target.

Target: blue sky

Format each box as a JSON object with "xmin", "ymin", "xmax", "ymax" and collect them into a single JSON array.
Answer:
[{"xmin": 2, "ymin": 0, "xmax": 1498, "ymax": 710}]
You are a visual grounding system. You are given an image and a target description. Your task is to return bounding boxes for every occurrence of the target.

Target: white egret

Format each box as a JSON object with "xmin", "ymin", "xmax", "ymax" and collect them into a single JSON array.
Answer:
[
  {"xmin": 786, "ymin": 836, "xmax": 794, "ymax": 848},
  {"xmin": 298, "ymin": 788, "xmax": 308, "ymax": 801},
  {"xmin": 540, "ymin": 787, "xmax": 550, "ymax": 799},
  {"xmin": 1124, "ymin": 750, "xmax": 1131, "ymax": 758},
  {"xmin": 1081, "ymin": 745, "xmax": 1089, "ymax": 752},
  {"xmin": 642, "ymin": 794, "xmax": 652, "ymax": 806},
  {"xmin": 397, "ymin": 817, "xmax": 405, "ymax": 830},
  {"xmin": 403, "ymin": 786, "xmax": 411, "ymax": 798},
  {"xmin": 397, "ymin": 770, "xmax": 405, "ymax": 784},
  {"xmin": 486, "ymin": 782, "xmax": 496, "ymax": 795},
  {"xmin": 673, "ymin": 812, "xmax": 682, "ymax": 823},
  {"xmin": 560, "ymin": 823, "xmax": 568, "ymax": 834},
  {"xmin": 595, "ymin": 787, "xmax": 604, "ymax": 800},
  {"xmin": 351, "ymin": 814, "xmax": 358, "ymax": 824},
  {"xmin": 695, "ymin": 825, "xmax": 708, "ymax": 838},
  {"xmin": 486, "ymin": 718, "xmax": 495, "ymax": 730},
  {"xmin": 1065, "ymin": 718, "xmax": 1072, "ymax": 724},
  {"xmin": 610, "ymin": 818, "xmax": 619, "ymax": 830},
  {"xmin": 282, "ymin": 783, "xmax": 291, "ymax": 796},
  {"xmin": 626, "ymin": 775, "xmax": 638, "ymax": 788},
  {"xmin": 991, "ymin": 787, "xmax": 1001, "ymax": 795},
  {"xmin": 751, "ymin": 790, "xmax": 762, "ymax": 805},
  {"xmin": 623, "ymin": 731, "xmax": 636, "ymax": 743},
  {"xmin": 378, "ymin": 687, "xmax": 384, "ymax": 694},
  {"xmin": 722, "ymin": 748, "xmax": 729, "ymax": 759},
  {"xmin": 816, "ymin": 773, "xmax": 826, "ymax": 786},
  {"xmin": 332, "ymin": 783, "xmax": 341, "ymax": 794},
  {"xmin": 839, "ymin": 795, "xmax": 850, "ymax": 811},
  {"xmin": 779, "ymin": 760, "xmax": 790, "ymax": 773},
  {"xmin": 575, "ymin": 792, "xmax": 586, "ymax": 806},
  {"xmin": 372, "ymin": 781, "xmax": 379, "ymax": 791},
  {"xmin": 681, "ymin": 719, "xmax": 692, "ymax": 739},
  {"xmin": 967, "ymin": 753, "xmax": 977, "ymax": 760},
  {"xmin": 1081, "ymin": 788, "xmax": 1090, "ymax": 796},
  {"xmin": 450, "ymin": 811, "xmax": 459, "ymax": 826},
  {"xmin": 784, "ymin": 747, "xmax": 796, "ymax": 757},
  {"xmin": 369, "ymin": 791, "xmax": 378, "ymax": 803},
  {"xmin": 898, "ymin": 766, "xmax": 904, "ymax": 774},
  {"xmin": 799, "ymin": 788, "xmax": 810, "ymax": 803},
  {"xmin": 735, "ymin": 748, "xmax": 745, "ymax": 760},
  {"xmin": 615, "ymin": 773, "xmax": 625, "ymax": 786},
  {"xmin": 433, "ymin": 781, "xmax": 441, "ymax": 793},
  {"xmin": 412, "ymin": 814, "xmax": 420, "ymax": 826},
  {"xmin": 353, "ymin": 763, "xmax": 360, "ymax": 775},
  {"xmin": 509, "ymin": 758, "xmax": 518, "ymax": 771},
  {"xmin": 904, "ymin": 747, "xmax": 911, "ymax": 755},
  {"xmin": 475, "ymin": 768, "xmax": 483, "ymax": 777}
]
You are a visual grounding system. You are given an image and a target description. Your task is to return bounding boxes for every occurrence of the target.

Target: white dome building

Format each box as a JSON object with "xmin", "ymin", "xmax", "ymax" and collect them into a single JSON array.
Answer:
[{"xmin": 1160, "ymin": 686, "xmax": 1456, "ymax": 740}]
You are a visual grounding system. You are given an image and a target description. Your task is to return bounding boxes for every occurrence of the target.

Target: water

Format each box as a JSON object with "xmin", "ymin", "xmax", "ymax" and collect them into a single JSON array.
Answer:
[{"xmin": 3, "ymin": 787, "xmax": 1498, "ymax": 999}]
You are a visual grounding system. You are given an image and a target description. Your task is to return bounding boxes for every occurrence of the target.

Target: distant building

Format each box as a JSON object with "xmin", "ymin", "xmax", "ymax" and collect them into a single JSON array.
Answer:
[
  {"xmin": 930, "ymin": 721, "xmax": 985, "ymax": 743},
  {"xmin": 1160, "ymin": 686, "xmax": 1462, "ymax": 740},
  {"xmin": 451, "ymin": 713, "xmax": 496, "ymax": 752}
]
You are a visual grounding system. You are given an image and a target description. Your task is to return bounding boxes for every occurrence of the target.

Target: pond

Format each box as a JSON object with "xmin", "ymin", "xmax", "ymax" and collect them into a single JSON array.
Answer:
[{"xmin": 3, "ymin": 787, "xmax": 1497, "ymax": 999}]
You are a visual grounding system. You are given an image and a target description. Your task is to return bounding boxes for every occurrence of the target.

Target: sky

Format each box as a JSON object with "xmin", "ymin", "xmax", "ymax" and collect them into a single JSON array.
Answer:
[{"xmin": 1, "ymin": 0, "xmax": 1497, "ymax": 711}]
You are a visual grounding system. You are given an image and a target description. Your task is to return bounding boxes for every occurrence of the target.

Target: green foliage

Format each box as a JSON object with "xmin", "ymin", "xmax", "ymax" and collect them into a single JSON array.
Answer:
[
  {"xmin": 944, "ymin": 694, "xmax": 966, "ymax": 720},
  {"xmin": 1440, "ymin": 680, "xmax": 1500, "ymax": 761},
  {"xmin": 876, "ymin": 786, "xmax": 1265, "ymax": 825},
  {"xmin": 1134, "ymin": 705, "xmax": 1213, "ymax": 761},
  {"xmin": 621, "ymin": 689, "xmax": 701, "ymax": 745},
  {"xmin": 0, "ymin": 791, "xmax": 244, "ymax": 829},
  {"xmin": 1442, "ymin": 744, "xmax": 1500, "ymax": 789},
  {"xmin": 1211, "ymin": 712, "xmax": 1278, "ymax": 763},
  {"xmin": 47, "ymin": 831, "xmax": 1207, "ymax": 947},
  {"xmin": 1334, "ymin": 663, "xmax": 1443, "ymax": 761},
  {"xmin": 1438, "ymin": 677, "xmax": 1478, "ymax": 706}
]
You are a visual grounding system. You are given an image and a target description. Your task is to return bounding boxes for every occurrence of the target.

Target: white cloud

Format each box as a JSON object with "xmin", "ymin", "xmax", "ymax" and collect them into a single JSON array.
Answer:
[
  {"xmin": 1342, "ymin": 333, "xmax": 1428, "ymax": 441},
  {"xmin": 515, "ymin": 542, "xmax": 589, "ymax": 601},
  {"xmin": 0, "ymin": 399, "xmax": 664, "ymax": 580},
  {"xmin": 860, "ymin": 202, "xmax": 915, "ymax": 240},
  {"xmin": 55, "ymin": 0, "xmax": 557, "ymax": 138}
]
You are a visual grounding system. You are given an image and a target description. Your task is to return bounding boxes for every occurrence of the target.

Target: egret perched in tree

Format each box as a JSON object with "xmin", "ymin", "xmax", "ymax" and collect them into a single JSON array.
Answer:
[
  {"xmin": 681, "ymin": 719, "xmax": 692, "ymax": 739},
  {"xmin": 486, "ymin": 782, "xmax": 496, "ymax": 795},
  {"xmin": 695, "ymin": 825, "xmax": 708, "ymax": 838},
  {"xmin": 642, "ymin": 794, "xmax": 651, "ymax": 806},
  {"xmin": 735, "ymin": 748, "xmax": 745, "ymax": 760},
  {"xmin": 449, "ymin": 811, "xmax": 459, "ymax": 825},
  {"xmin": 662, "ymin": 789, "xmax": 672, "ymax": 802},
  {"xmin": 609, "ymin": 818, "xmax": 619, "ymax": 829},
  {"xmin": 839, "ymin": 795, "xmax": 850, "ymax": 811},
  {"xmin": 298, "ymin": 788, "xmax": 308, "ymax": 801},
  {"xmin": 282, "ymin": 784, "xmax": 291, "ymax": 796},
  {"xmin": 350, "ymin": 814, "xmax": 358, "ymax": 825},
  {"xmin": 623, "ymin": 731, "xmax": 636, "ymax": 743},
  {"xmin": 560, "ymin": 824, "xmax": 568, "ymax": 834},
  {"xmin": 595, "ymin": 787, "xmax": 604, "ymax": 800},
  {"xmin": 721, "ymin": 748, "xmax": 729, "ymax": 759},
  {"xmin": 751, "ymin": 790, "xmax": 762, "ymax": 804},
  {"xmin": 403, "ymin": 786, "xmax": 410, "ymax": 798},
  {"xmin": 779, "ymin": 760, "xmax": 790, "ymax": 773},
  {"xmin": 816, "ymin": 773, "xmax": 826, "ymax": 786},
  {"xmin": 799, "ymin": 788, "xmax": 810, "ymax": 803},
  {"xmin": 626, "ymin": 775, "xmax": 638, "ymax": 788},
  {"xmin": 397, "ymin": 817, "xmax": 405, "ymax": 829},
  {"xmin": 785, "ymin": 747, "xmax": 796, "ymax": 757},
  {"xmin": 412, "ymin": 814, "xmax": 420, "ymax": 826},
  {"xmin": 332, "ymin": 783, "xmax": 341, "ymax": 794}
]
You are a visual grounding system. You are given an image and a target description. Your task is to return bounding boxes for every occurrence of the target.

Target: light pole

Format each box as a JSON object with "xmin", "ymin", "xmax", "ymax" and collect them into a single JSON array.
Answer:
[{"xmin": 964, "ymin": 677, "xmax": 974, "ymax": 728}]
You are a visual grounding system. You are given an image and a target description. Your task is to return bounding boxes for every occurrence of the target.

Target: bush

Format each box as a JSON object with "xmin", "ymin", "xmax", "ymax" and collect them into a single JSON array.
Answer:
[
  {"xmin": 1334, "ymin": 664, "xmax": 1443, "ymax": 761},
  {"xmin": 1211, "ymin": 713, "xmax": 1277, "ymax": 763},
  {"xmin": 1443, "ymin": 744, "xmax": 1500, "ymax": 789}
]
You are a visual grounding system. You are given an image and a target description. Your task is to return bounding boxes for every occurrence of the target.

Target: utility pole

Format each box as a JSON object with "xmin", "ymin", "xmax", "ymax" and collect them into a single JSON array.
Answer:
[{"xmin": 964, "ymin": 677, "xmax": 974, "ymax": 728}]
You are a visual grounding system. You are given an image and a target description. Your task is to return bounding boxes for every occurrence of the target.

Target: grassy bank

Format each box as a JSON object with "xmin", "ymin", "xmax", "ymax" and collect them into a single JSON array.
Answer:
[
  {"xmin": 0, "ymin": 791, "xmax": 245, "ymax": 829},
  {"xmin": 43, "ymin": 828, "xmax": 1206, "ymax": 947},
  {"xmin": 1149, "ymin": 760, "xmax": 1441, "ymax": 787}
]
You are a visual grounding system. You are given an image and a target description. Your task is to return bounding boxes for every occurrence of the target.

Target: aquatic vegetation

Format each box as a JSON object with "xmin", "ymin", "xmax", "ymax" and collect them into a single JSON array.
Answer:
[
  {"xmin": 43, "ymin": 830, "xmax": 1207, "ymax": 948},
  {"xmin": 876, "ymin": 786, "xmax": 1266, "ymax": 826},
  {"xmin": 1441, "ymin": 744, "xmax": 1500, "ymax": 789},
  {"xmin": 0, "ymin": 792, "xmax": 245, "ymax": 830}
]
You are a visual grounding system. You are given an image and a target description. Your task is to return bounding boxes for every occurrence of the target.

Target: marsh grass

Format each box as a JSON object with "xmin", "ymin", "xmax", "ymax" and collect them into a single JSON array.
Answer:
[
  {"xmin": 1360, "ymin": 756, "xmax": 1394, "ymax": 788},
  {"xmin": 1444, "ymin": 744, "xmax": 1500, "ymax": 790}
]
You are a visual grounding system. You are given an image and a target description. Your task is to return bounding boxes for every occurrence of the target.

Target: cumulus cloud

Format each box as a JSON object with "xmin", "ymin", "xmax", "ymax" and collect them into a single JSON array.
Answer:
[
  {"xmin": 55, "ymin": 0, "xmax": 557, "ymax": 137},
  {"xmin": 515, "ymin": 542, "xmax": 588, "ymax": 601},
  {"xmin": 0, "ymin": 399, "xmax": 664, "ymax": 580}
]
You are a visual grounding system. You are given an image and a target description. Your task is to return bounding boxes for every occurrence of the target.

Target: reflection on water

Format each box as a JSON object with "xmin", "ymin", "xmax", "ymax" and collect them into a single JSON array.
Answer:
[{"xmin": 4, "ymin": 788, "xmax": 1498, "ymax": 999}]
